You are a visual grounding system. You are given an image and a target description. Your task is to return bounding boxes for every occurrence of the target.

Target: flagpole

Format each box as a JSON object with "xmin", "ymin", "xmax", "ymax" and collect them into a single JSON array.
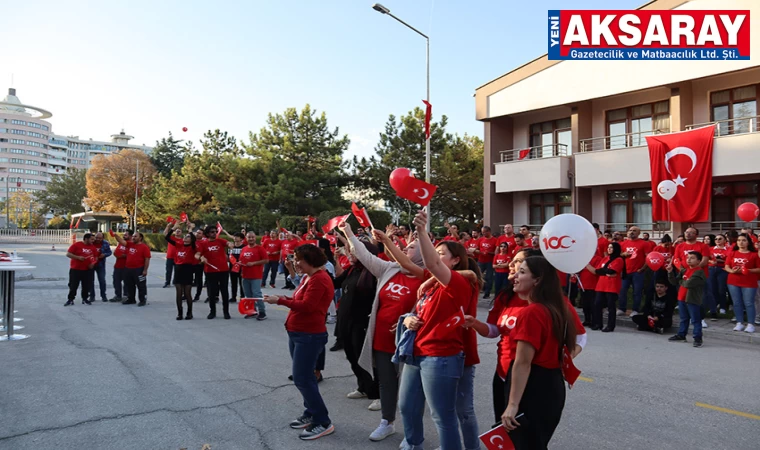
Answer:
[{"xmin": 424, "ymin": 36, "xmax": 431, "ymax": 232}]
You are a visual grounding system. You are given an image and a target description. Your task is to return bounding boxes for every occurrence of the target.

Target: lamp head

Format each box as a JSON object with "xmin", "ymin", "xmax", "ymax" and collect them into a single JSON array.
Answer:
[{"xmin": 372, "ymin": 3, "xmax": 390, "ymax": 14}]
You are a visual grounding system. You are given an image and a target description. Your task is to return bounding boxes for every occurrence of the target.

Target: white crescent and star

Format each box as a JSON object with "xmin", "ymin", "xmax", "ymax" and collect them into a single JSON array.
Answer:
[
  {"xmin": 414, "ymin": 188, "xmax": 430, "ymax": 200},
  {"xmin": 447, "ymin": 316, "xmax": 462, "ymax": 327},
  {"xmin": 664, "ymin": 147, "xmax": 697, "ymax": 174},
  {"xmin": 490, "ymin": 435, "xmax": 504, "ymax": 445}
]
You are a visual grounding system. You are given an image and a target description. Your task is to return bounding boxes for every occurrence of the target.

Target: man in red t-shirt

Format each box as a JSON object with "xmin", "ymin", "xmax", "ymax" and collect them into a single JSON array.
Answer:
[
  {"xmin": 261, "ymin": 230, "xmax": 282, "ymax": 289},
  {"xmin": 496, "ymin": 224, "xmax": 517, "ymax": 252},
  {"xmin": 593, "ymin": 223, "xmax": 610, "ymax": 259},
  {"xmin": 641, "ymin": 233, "xmax": 657, "ymax": 254},
  {"xmin": 673, "ymin": 228, "xmax": 710, "ymax": 272},
  {"xmin": 618, "ymin": 226, "xmax": 651, "ymax": 315},
  {"xmin": 113, "ymin": 231, "xmax": 151, "ymax": 306},
  {"xmin": 477, "ymin": 226, "xmax": 498, "ymax": 299},
  {"xmin": 465, "ymin": 229, "xmax": 481, "ymax": 259},
  {"xmin": 195, "ymin": 224, "xmax": 231, "ymax": 319},
  {"xmin": 239, "ymin": 231, "xmax": 269, "ymax": 320},
  {"xmin": 110, "ymin": 229, "xmax": 132, "ymax": 302},
  {"xmin": 65, "ymin": 233, "xmax": 98, "ymax": 306},
  {"xmin": 442, "ymin": 222, "xmax": 460, "ymax": 241},
  {"xmin": 509, "ymin": 234, "xmax": 530, "ymax": 259}
]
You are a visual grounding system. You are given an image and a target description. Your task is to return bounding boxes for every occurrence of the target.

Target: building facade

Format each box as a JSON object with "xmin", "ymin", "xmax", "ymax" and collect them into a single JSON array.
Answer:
[{"xmin": 476, "ymin": 0, "xmax": 760, "ymax": 237}]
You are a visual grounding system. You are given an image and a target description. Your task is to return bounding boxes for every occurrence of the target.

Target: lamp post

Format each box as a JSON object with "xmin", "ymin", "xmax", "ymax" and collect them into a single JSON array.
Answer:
[{"xmin": 372, "ymin": 3, "xmax": 431, "ymax": 230}]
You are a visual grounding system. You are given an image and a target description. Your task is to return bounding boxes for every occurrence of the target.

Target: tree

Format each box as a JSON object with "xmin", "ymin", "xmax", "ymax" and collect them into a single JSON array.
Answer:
[
  {"xmin": 7, "ymin": 190, "xmax": 45, "ymax": 228},
  {"xmin": 47, "ymin": 215, "xmax": 71, "ymax": 229},
  {"xmin": 433, "ymin": 134, "xmax": 484, "ymax": 224},
  {"xmin": 150, "ymin": 133, "xmax": 189, "ymax": 177},
  {"xmin": 86, "ymin": 150, "xmax": 157, "ymax": 224},
  {"xmin": 34, "ymin": 168, "xmax": 87, "ymax": 215}
]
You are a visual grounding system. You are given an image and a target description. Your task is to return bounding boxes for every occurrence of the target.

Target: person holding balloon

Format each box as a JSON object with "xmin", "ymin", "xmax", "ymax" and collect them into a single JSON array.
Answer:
[
  {"xmin": 586, "ymin": 242, "xmax": 624, "ymax": 332},
  {"xmin": 724, "ymin": 233, "xmax": 760, "ymax": 333}
]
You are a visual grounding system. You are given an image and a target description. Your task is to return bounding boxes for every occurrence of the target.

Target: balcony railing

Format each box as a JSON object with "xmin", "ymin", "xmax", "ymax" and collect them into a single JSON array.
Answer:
[
  {"xmin": 579, "ymin": 129, "xmax": 670, "ymax": 153},
  {"xmin": 49, "ymin": 139, "xmax": 68, "ymax": 147},
  {"xmin": 499, "ymin": 143, "xmax": 569, "ymax": 163},
  {"xmin": 686, "ymin": 115, "xmax": 760, "ymax": 136}
]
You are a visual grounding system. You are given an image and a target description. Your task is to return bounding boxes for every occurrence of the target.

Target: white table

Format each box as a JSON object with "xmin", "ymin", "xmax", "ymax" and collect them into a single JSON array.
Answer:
[{"xmin": 0, "ymin": 260, "xmax": 36, "ymax": 341}]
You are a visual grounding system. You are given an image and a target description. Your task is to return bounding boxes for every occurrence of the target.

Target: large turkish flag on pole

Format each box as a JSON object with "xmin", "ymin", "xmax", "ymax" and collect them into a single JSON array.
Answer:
[{"xmin": 646, "ymin": 125, "xmax": 716, "ymax": 222}]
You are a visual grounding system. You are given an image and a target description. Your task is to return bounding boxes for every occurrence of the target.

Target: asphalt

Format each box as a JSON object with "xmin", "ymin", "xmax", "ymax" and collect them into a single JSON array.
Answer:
[{"xmin": 1, "ymin": 244, "xmax": 759, "ymax": 450}]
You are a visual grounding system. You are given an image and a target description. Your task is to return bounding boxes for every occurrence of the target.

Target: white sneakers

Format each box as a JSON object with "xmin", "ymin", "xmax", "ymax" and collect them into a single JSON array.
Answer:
[
  {"xmin": 326, "ymin": 315, "xmax": 337, "ymax": 324},
  {"xmin": 701, "ymin": 320, "xmax": 708, "ymax": 329},
  {"xmin": 347, "ymin": 390, "xmax": 367, "ymax": 399},
  {"xmin": 733, "ymin": 323, "xmax": 745, "ymax": 332},
  {"xmin": 616, "ymin": 309, "xmax": 625, "ymax": 316},
  {"xmin": 719, "ymin": 308, "xmax": 727, "ymax": 315},
  {"xmin": 630, "ymin": 311, "xmax": 640, "ymax": 317},
  {"xmin": 745, "ymin": 324, "xmax": 756, "ymax": 333},
  {"xmin": 368, "ymin": 399, "xmax": 382, "ymax": 411},
  {"xmin": 369, "ymin": 419, "xmax": 395, "ymax": 441}
]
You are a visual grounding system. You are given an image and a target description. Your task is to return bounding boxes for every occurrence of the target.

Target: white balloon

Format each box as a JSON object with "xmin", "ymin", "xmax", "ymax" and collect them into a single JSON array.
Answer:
[
  {"xmin": 539, "ymin": 214, "xmax": 597, "ymax": 274},
  {"xmin": 657, "ymin": 179, "xmax": 677, "ymax": 201}
]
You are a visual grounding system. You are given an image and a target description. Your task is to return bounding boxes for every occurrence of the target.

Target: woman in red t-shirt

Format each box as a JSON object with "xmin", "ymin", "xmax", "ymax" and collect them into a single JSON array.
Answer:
[
  {"xmin": 501, "ymin": 256, "xmax": 577, "ymax": 449},
  {"xmin": 709, "ymin": 234, "xmax": 730, "ymax": 314},
  {"xmin": 585, "ymin": 242, "xmax": 624, "ymax": 332},
  {"xmin": 493, "ymin": 242, "xmax": 512, "ymax": 295},
  {"xmin": 165, "ymin": 223, "xmax": 196, "ymax": 320},
  {"xmin": 724, "ymin": 234, "xmax": 760, "ymax": 333},
  {"xmin": 398, "ymin": 210, "xmax": 480, "ymax": 450}
]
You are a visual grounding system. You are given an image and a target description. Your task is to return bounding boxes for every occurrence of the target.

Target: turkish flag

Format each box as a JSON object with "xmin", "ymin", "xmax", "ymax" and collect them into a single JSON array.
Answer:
[
  {"xmin": 561, "ymin": 345, "xmax": 581, "ymax": 389},
  {"xmin": 351, "ymin": 203, "xmax": 372, "ymax": 229},
  {"xmin": 422, "ymin": 100, "xmax": 432, "ymax": 139},
  {"xmin": 322, "ymin": 214, "xmax": 350, "ymax": 233},
  {"xmin": 216, "ymin": 221, "xmax": 223, "ymax": 235},
  {"xmin": 166, "ymin": 215, "xmax": 176, "ymax": 224},
  {"xmin": 480, "ymin": 425, "xmax": 515, "ymax": 450},
  {"xmin": 73, "ymin": 217, "xmax": 82, "ymax": 229},
  {"xmin": 646, "ymin": 125, "xmax": 716, "ymax": 222},
  {"xmin": 518, "ymin": 148, "xmax": 530, "ymax": 160},
  {"xmin": 394, "ymin": 175, "xmax": 438, "ymax": 207},
  {"xmin": 440, "ymin": 306, "xmax": 466, "ymax": 336},
  {"xmin": 180, "ymin": 212, "xmax": 188, "ymax": 222}
]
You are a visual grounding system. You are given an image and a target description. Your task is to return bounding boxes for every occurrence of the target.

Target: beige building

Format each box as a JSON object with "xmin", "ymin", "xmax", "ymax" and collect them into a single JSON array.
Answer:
[{"xmin": 476, "ymin": 0, "xmax": 760, "ymax": 237}]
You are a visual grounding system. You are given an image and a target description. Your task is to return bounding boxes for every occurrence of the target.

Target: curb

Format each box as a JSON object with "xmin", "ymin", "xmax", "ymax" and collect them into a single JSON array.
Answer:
[{"xmin": 15, "ymin": 272, "xmax": 33, "ymax": 281}]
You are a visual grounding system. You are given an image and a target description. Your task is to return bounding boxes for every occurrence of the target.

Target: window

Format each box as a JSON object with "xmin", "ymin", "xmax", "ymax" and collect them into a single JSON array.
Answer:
[
  {"xmin": 710, "ymin": 84, "xmax": 758, "ymax": 135},
  {"xmin": 607, "ymin": 189, "xmax": 661, "ymax": 227},
  {"xmin": 529, "ymin": 118, "xmax": 572, "ymax": 158},
  {"xmin": 606, "ymin": 101, "xmax": 670, "ymax": 149},
  {"xmin": 712, "ymin": 182, "xmax": 759, "ymax": 228},
  {"xmin": 530, "ymin": 192, "xmax": 572, "ymax": 225}
]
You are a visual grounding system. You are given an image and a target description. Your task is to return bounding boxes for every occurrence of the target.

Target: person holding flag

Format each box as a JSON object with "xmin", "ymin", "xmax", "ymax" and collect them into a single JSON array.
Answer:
[
  {"xmin": 239, "ymin": 231, "xmax": 269, "ymax": 320},
  {"xmin": 64, "ymin": 233, "xmax": 98, "ymax": 306},
  {"xmin": 112, "ymin": 232, "xmax": 151, "ymax": 307},
  {"xmin": 195, "ymin": 224, "xmax": 231, "ymax": 319},
  {"xmin": 261, "ymin": 230, "xmax": 282, "ymax": 289},
  {"xmin": 165, "ymin": 220, "xmax": 197, "ymax": 320},
  {"xmin": 110, "ymin": 229, "xmax": 132, "ymax": 302},
  {"xmin": 163, "ymin": 220, "xmax": 184, "ymax": 288}
]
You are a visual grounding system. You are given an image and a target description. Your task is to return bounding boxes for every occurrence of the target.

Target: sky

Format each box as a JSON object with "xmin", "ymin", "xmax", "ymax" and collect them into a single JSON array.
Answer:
[{"xmin": 1, "ymin": 0, "xmax": 642, "ymax": 161}]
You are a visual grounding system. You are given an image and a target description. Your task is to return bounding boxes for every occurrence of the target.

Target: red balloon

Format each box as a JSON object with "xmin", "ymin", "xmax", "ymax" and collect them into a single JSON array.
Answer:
[
  {"xmin": 182, "ymin": 127, "xmax": 188, "ymax": 132},
  {"xmin": 389, "ymin": 167, "xmax": 412, "ymax": 190},
  {"xmin": 646, "ymin": 251, "xmax": 665, "ymax": 271},
  {"xmin": 737, "ymin": 202, "xmax": 759, "ymax": 222}
]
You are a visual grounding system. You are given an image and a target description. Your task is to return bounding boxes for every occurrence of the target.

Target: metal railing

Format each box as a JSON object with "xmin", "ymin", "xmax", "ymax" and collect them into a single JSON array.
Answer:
[
  {"xmin": 579, "ymin": 129, "xmax": 670, "ymax": 153},
  {"xmin": 686, "ymin": 115, "xmax": 760, "ymax": 136},
  {"xmin": 499, "ymin": 143, "xmax": 569, "ymax": 163},
  {"xmin": 0, "ymin": 229, "xmax": 72, "ymax": 244},
  {"xmin": 703, "ymin": 221, "xmax": 759, "ymax": 233}
]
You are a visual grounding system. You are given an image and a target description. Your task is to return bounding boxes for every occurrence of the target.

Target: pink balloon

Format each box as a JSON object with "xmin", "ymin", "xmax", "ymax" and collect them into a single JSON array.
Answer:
[{"xmin": 389, "ymin": 168, "xmax": 412, "ymax": 190}]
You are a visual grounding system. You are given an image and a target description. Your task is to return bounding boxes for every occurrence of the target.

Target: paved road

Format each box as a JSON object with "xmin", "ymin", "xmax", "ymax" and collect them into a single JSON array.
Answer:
[{"xmin": 1, "ymin": 244, "xmax": 759, "ymax": 450}]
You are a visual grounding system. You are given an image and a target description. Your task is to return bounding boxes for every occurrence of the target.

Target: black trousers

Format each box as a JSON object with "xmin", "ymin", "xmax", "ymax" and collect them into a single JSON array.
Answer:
[
  {"xmin": 229, "ymin": 270, "xmax": 242, "ymax": 299},
  {"xmin": 193, "ymin": 265, "xmax": 204, "ymax": 299},
  {"xmin": 262, "ymin": 261, "xmax": 278, "ymax": 286},
  {"xmin": 343, "ymin": 321, "xmax": 379, "ymax": 399},
  {"xmin": 206, "ymin": 271, "xmax": 230, "ymax": 315},
  {"xmin": 68, "ymin": 269, "xmax": 93, "ymax": 301},
  {"xmin": 594, "ymin": 291, "xmax": 618, "ymax": 330},
  {"xmin": 165, "ymin": 258, "xmax": 175, "ymax": 285},
  {"xmin": 492, "ymin": 370, "xmax": 507, "ymax": 425},
  {"xmin": 113, "ymin": 267, "xmax": 126, "ymax": 298},
  {"xmin": 505, "ymin": 362, "xmax": 565, "ymax": 450},
  {"xmin": 125, "ymin": 267, "xmax": 148, "ymax": 303},
  {"xmin": 580, "ymin": 289, "xmax": 595, "ymax": 324}
]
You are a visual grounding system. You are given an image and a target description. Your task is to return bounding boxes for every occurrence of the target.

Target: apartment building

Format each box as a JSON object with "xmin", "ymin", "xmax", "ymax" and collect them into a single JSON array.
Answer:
[{"xmin": 476, "ymin": 0, "xmax": 760, "ymax": 237}]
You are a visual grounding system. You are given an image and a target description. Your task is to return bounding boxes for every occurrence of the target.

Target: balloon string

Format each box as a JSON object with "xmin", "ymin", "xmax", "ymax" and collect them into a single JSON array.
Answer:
[{"xmin": 575, "ymin": 273, "xmax": 584, "ymax": 292}]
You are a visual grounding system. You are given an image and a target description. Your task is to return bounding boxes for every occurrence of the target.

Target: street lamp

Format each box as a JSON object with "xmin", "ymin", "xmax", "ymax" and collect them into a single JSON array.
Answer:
[{"xmin": 372, "ymin": 3, "xmax": 431, "ymax": 230}]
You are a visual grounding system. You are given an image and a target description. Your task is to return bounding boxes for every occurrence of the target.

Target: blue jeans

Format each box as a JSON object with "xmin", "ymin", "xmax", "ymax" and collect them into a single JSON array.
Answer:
[
  {"xmin": 727, "ymin": 285, "xmax": 757, "ymax": 324},
  {"xmin": 399, "ymin": 353, "xmax": 465, "ymax": 450},
  {"xmin": 262, "ymin": 261, "xmax": 278, "ymax": 286},
  {"xmin": 288, "ymin": 331, "xmax": 330, "ymax": 426},
  {"xmin": 494, "ymin": 272, "xmax": 508, "ymax": 296},
  {"xmin": 456, "ymin": 365, "xmax": 479, "ymax": 450},
  {"xmin": 89, "ymin": 264, "xmax": 107, "ymax": 301},
  {"xmin": 677, "ymin": 301, "xmax": 702, "ymax": 339},
  {"xmin": 478, "ymin": 262, "xmax": 494, "ymax": 296},
  {"xmin": 619, "ymin": 271, "xmax": 644, "ymax": 312},
  {"xmin": 709, "ymin": 267, "xmax": 729, "ymax": 310},
  {"xmin": 241, "ymin": 278, "xmax": 265, "ymax": 314}
]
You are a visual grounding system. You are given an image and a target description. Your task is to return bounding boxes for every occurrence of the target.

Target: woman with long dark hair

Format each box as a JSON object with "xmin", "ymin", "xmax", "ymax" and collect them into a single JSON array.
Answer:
[
  {"xmin": 501, "ymin": 256, "xmax": 577, "ymax": 449},
  {"xmin": 586, "ymin": 242, "xmax": 624, "ymax": 332},
  {"xmin": 725, "ymin": 233, "xmax": 759, "ymax": 333},
  {"xmin": 165, "ymin": 222, "xmax": 197, "ymax": 320}
]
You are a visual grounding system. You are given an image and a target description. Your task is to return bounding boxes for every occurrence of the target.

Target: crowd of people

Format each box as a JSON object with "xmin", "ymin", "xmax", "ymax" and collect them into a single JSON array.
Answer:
[{"xmin": 61, "ymin": 213, "xmax": 760, "ymax": 448}]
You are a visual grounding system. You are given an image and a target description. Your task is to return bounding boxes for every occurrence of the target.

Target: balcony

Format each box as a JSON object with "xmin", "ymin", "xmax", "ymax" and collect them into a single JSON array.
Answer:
[
  {"xmin": 579, "ymin": 129, "xmax": 669, "ymax": 153},
  {"xmin": 49, "ymin": 139, "xmax": 68, "ymax": 148},
  {"xmin": 575, "ymin": 130, "xmax": 667, "ymax": 187},
  {"xmin": 686, "ymin": 115, "xmax": 760, "ymax": 177},
  {"xmin": 491, "ymin": 144, "xmax": 571, "ymax": 193}
]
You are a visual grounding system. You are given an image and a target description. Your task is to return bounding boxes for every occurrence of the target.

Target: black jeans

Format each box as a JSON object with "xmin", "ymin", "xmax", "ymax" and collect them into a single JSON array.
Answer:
[
  {"xmin": 580, "ymin": 289, "xmax": 595, "ymax": 324},
  {"xmin": 165, "ymin": 258, "xmax": 175, "ymax": 285},
  {"xmin": 229, "ymin": 270, "xmax": 242, "ymax": 300},
  {"xmin": 112, "ymin": 267, "xmax": 126, "ymax": 298},
  {"xmin": 492, "ymin": 370, "xmax": 507, "ymax": 425},
  {"xmin": 194, "ymin": 265, "xmax": 204, "ymax": 299},
  {"xmin": 594, "ymin": 291, "xmax": 618, "ymax": 330},
  {"xmin": 206, "ymin": 271, "xmax": 230, "ymax": 315},
  {"xmin": 125, "ymin": 267, "xmax": 147, "ymax": 303},
  {"xmin": 68, "ymin": 269, "xmax": 93, "ymax": 301},
  {"xmin": 374, "ymin": 350, "xmax": 400, "ymax": 422},
  {"xmin": 343, "ymin": 321, "xmax": 379, "ymax": 399},
  {"xmin": 262, "ymin": 261, "xmax": 278, "ymax": 286}
]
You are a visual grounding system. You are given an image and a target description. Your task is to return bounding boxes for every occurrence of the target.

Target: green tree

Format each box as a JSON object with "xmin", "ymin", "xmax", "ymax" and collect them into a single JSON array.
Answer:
[
  {"xmin": 47, "ymin": 215, "xmax": 71, "ymax": 229},
  {"xmin": 433, "ymin": 134, "xmax": 484, "ymax": 224},
  {"xmin": 150, "ymin": 133, "xmax": 189, "ymax": 177},
  {"xmin": 34, "ymin": 168, "xmax": 87, "ymax": 215}
]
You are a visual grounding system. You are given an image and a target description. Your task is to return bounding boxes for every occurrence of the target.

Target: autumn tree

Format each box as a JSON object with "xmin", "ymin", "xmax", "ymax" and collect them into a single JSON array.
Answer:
[
  {"xmin": 7, "ymin": 190, "xmax": 45, "ymax": 228},
  {"xmin": 34, "ymin": 168, "xmax": 87, "ymax": 215},
  {"xmin": 86, "ymin": 150, "xmax": 156, "ymax": 226}
]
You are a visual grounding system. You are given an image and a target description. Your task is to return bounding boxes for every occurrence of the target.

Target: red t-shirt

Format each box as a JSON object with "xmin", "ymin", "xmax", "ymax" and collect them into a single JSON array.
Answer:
[
  {"xmin": 279, "ymin": 270, "xmax": 333, "ymax": 334},
  {"xmin": 674, "ymin": 242, "xmax": 711, "ymax": 274},
  {"xmin": 478, "ymin": 237, "xmax": 498, "ymax": 264},
  {"xmin": 497, "ymin": 235, "xmax": 516, "ymax": 250},
  {"xmin": 413, "ymin": 270, "xmax": 473, "ymax": 357},
  {"xmin": 197, "ymin": 238, "xmax": 229, "ymax": 273},
  {"xmin": 239, "ymin": 244, "xmax": 267, "ymax": 279},
  {"xmin": 395, "ymin": 237, "xmax": 408, "ymax": 249},
  {"xmin": 652, "ymin": 244, "xmax": 674, "ymax": 263},
  {"xmin": 443, "ymin": 235, "xmax": 458, "ymax": 242},
  {"xmin": 557, "ymin": 270, "xmax": 568, "ymax": 288},
  {"xmin": 595, "ymin": 256, "xmax": 624, "ymax": 293},
  {"xmin": 643, "ymin": 240, "xmax": 657, "ymax": 254},
  {"xmin": 68, "ymin": 241, "xmax": 98, "ymax": 270},
  {"xmin": 493, "ymin": 253, "xmax": 511, "ymax": 274},
  {"xmin": 465, "ymin": 238, "xmax": 480, "ymax": 257},
  {"xmin": 262, "ymin": 238, "xmax": 282, "ymax": 261},
  {"xmin": 710, "ymin": 246, "xmax": 730, "ymax": 268},
  {"xmin": 510, "ymin": 303, "xmax": 562, "ymax": 370},
  {"xmin": 463, "ymin": 281, "xmax": 480, "ymax": 367},
  {"xmin": 677, "ymin": 267, "xmax": 701, "ymax": 301},
  {"xmin": 596, "ymin": 236, "xmax": 610, "ymax": 259},
  {"xmin": 509, "ymin": 244, "xmax": 530, "ymax": 259},
  {"xmin": 126, "ymin": 242, "xmax": 151, "ymax": 269},
  {"xmin": 378, "ymin": 253, "xmax": 390, "ymax": 262},
  {"xmin": 579, "ymin": 255, "xmax": 601, "ymax": 291},
  {"xmin": 166, "ymin": 236, "xmax": 182, "ymax": 259},
  {"xmin": 565, "ymin": 295, "xmax": 586, "ymax": 336},
  {"xmin": 280, "ymin": 238, "xmax": 302, "ymax": 261},
  {"xmin": 486, "ymin": 292, "xmax": 529, "ymax": 379},
  {"xmin": 174, "ymin": 245, "xmax": 196, "ymax": 265},
  {"xmin": 726, "ymin": 250, "xmax": 759, "ymax": 288},
  {"xmin": 374, "ymin": 273, "xmax": 424, "ymax": 354},
  {"xmin": 301, "ymin": 239, "xmax": 318, "ymax": 248},
  {"xmin": 620, "ymin": 239, "xmax": 649, "ymax": 273},
  {"xmin": 113, "ymin": 243, "xmax": 128, "ymax": 269}
]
